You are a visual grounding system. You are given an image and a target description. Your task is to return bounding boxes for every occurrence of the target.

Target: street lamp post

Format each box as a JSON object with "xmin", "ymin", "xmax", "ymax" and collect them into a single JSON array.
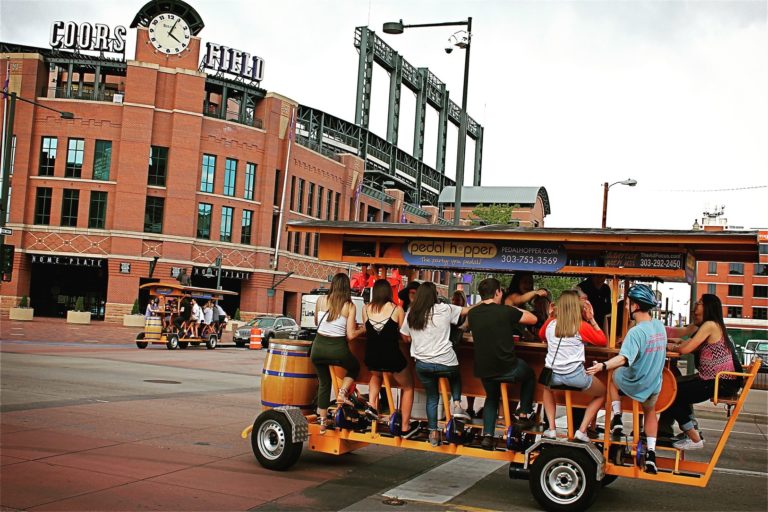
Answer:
[
  {"xmin": 601, "ymin": 178, "xmax": 637, "ymax": 228},
  {"xmin": 1, "ymin": 92, "xmax": 74, "ymax": 265},
  {"xmin": 384, "ymin": 17, "xmax": 472, "ymax": 293},
  {"xmin": 380, "ymin": 180, "xmax": 395, "ymax": 222}
]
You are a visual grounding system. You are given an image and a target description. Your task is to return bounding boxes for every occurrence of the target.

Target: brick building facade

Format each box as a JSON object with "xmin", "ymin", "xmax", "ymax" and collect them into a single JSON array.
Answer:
[{"xmin": 0, "ymin": 2, "xmax": 547, "ymax": 323}]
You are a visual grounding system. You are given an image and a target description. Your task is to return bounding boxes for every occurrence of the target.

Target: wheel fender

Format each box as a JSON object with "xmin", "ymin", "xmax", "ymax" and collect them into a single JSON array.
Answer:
[
  {"xmin": 271, "ymin": 406, "xmax": 309, "ymax": 443},
  {"xmin": 524, "ymin": 438, "xmax": 605, "ymax": 481}
]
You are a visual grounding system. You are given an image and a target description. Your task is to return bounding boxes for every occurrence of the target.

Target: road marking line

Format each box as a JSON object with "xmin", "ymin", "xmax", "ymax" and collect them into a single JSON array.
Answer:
[
  {"xmin": 702, "ymin": 427, "xmax": 766, "ymax": 437},
  {"xmin": 714, "ymin": 467, "xmax": 768, "ymax": 478},
  {"xmin": 383, "ymin": 457, "xmax": 506, "ymax": 504}
]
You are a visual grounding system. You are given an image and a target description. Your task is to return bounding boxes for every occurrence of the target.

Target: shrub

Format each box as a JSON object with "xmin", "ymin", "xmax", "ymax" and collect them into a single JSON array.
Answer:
[
  {"xmin": 234, "ymin": 308, "xmax": 242, "ymax": 321},
  {"xmin": 74, "ymin": 297, "xmax": 85, "ymax": 312},
  {"xmin": 131, "ymin": 298, "xmax": 140, "ymax": 315},
  {"xmin": 19, "ymin": 296, "xmax": 29, "ymax": 308}
]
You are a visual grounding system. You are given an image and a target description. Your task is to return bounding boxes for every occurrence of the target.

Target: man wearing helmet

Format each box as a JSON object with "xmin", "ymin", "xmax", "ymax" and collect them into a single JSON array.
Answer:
[{"xmin": 587, "ymin": 284, "xmax": 666, "ymax": 474}]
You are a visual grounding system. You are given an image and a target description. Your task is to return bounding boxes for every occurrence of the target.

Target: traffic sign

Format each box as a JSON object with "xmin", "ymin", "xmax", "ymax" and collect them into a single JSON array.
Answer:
[{"xmin": 0, "ymin": 227, "xmax": 11, "ymax": 236}]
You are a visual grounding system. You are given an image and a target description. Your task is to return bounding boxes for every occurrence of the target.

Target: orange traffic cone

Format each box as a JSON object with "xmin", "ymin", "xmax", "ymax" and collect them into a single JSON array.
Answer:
[{"xmin": 249, "ymin": 328, "xmax": 263, "ymax": 350}]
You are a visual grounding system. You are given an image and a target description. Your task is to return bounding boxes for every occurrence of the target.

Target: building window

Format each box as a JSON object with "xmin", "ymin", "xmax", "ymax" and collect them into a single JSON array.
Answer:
[
  {"xmin": 754, "ymin": 285, "xmax": 768, "ymax": 298},
  {"xmin": 728, "ymin": 285, "xmax": 743, "ymax": 297},
  {"xmin": 200, "ymin": 155, "xmax": 216, "ymax": 193},
  {"xmin": 313, "ymin": 233, "xmax": 319, "ymax": 257},
  {"xmin": 293, "ymin": 232, "xmax": 301, "ymax": 253},
  {"xmin": 707, "ymin": 261, "xmax": 717, "ymax": 274},
  {"xmin": 290, "ymin": 176, "xmax": 296, "ymax": 210},
  {"xmin": 65, "ymin": 138, "xmax": 85, "ymax": 178},
  {"xmin": 755, "ymin": 264, "xmax": 768, "ymax": 276},
  {"xmin": 144, "ymin": 197, "xmax": 164, "ymax": 233},
  {"xmin": 224, "ymin": 158, "xmax": 237, "ymax": 196},
  {"xmin": 197, "ymin": 203, "xmax": 212, "ymax": 239},
  {"xmin": 317, "ymin": 186, "xmax": 324, "ymax": 219},
  {"xmin": 92, "ymin": 140, "xmax": 112, "ymax": 180},
  {"xmin": 334, "ymin": 192, "xmax": 340, "ymax": 220},
  {"xmin": 34, "ymin": 187, "xmax": 53, "ymax": 225},
  {"xmin": 39, "ymin": 136, "xmax": 57, "ymax": 176},
  {"xmin": 760, "ymin": 244, "xmax": 768, "ymax": 255},
  {"xmin": 274, "ymin": 169, "xmax": 281, "ymax": 206},
  {"xmin": 726, "ymin": 306, "xmax": 742, "ymax": 319},
  {"xmin": 88, "ymin": 191, "xmax": 107, "ymax": 229},
  {"xmin": 326, "ymin": 189, "xmax": 333, "ymax": 220},
  {"xmin": 270, "ymin": 212, "xmax": 279, "ymax": 248},
  {"xmin": 729, "ymin": 263, "xmax": 744, "ymax": 275},
  {"xmin": 244, "ymin": 162, "xmax": 256, "ymax": 200},
  {"xmin": 754, "ymin": 307, "xmax": 768, "ymax": 320},
  {"xmin": 297, "ymin": 179, "xmax": 305, "ymax": 213},
  {"xmin": 60, "ymin": 189, "xmax": 79, "ymax": 227},
  {"xmin": 304, "ymin": 233, "xmax": 311, "ymax": 255},
  {"xmin": 241, "ymin": 209, "xmax": 253, "ymax": 244},
  {"xmin": 219, "ymin": 206, "xmax": 233, "ymax": 242},
  {"xmin": 307, "ymin": 183, "xmax": 315, "ymax": 217},
  {"xmin": 148, "ymin": 146, "xmax": 168, "ymax": 186},
  {"xmin": 707, "ymin": 283, "xmax": 716, "ymax": 294}
]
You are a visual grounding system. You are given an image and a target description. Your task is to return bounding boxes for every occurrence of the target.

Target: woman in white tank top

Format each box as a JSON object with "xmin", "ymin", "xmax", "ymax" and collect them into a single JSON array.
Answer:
[{"xmin": 311, "ymin": 273, "xmax": 365, "ymax": 433}]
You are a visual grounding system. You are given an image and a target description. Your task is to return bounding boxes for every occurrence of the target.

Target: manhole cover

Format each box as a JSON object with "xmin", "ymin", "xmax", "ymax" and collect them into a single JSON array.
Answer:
[
  {"xmin": 144, "ymin": 379, "xmax": 182, "ymax": 384},
  {"xmin": 382, "ymin": 498, "xmax": 406, "ymax": 507},
  {"xmin": 194, "ymin": 442, "xmax": 210, "ymax": 446}
]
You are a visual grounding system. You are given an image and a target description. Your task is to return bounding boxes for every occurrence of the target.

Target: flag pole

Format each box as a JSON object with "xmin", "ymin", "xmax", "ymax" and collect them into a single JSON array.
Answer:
[
  {"xmin": 1, "ymin": 59, "xmax": 9, "ymax": 191},
  {"xmin": 272, "ymin": 107, "xmax": 296, "ymax": 270}
]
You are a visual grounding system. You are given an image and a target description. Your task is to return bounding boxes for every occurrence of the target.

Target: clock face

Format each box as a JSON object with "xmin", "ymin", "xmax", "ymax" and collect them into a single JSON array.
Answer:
[{"xmin": 148, "ymin": 13, "xmax": 191, "ymax": 55}]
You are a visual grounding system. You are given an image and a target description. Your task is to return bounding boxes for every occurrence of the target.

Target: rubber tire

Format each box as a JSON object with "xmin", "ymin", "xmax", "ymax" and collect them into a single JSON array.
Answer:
[
  {"xmin": 206, "ymin": 334, "xmax": 218, "ymax": 350},
  {"xmin": 262, "ymin": 335, "xmax": 272, "ymax": 349},
  {"xmin": 529, "ymin": 445, "xmax": 600, "ymax": 512},
  {"xmin": 601, "ymin": 475, "xmax": 619, "ymax": 487},
  {"xmin": 166, "ymin": 335, "xmax": 179, "ymax": 350},
  {"xmin": 136, "ymin": 332, "xmax": 148, "ymax": 349},
  {"xmin": 251, "ymin": 410, "xmax": 303, "ymax": 471},
  {"xmin": 179, "ymin": 341, "xmax": 189, "ymax": 350}
]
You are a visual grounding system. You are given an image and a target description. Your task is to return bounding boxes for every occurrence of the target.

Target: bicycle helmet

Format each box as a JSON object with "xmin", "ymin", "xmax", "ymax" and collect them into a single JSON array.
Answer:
[{"xmin": 627, "ymin": 284, "xmax": 657, "ymax": 309}]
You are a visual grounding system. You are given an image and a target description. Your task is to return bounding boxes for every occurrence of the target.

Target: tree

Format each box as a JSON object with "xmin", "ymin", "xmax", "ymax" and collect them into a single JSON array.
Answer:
[
  {"xmin": 234, "ymin": 308, "xmax": 242, "ymax": 321},
  {"xmin": 470, "ymin": 204, "xmax": 520, "ymax": 226},
  {"xmin": 131, "ymin": 299, "xmax": 140, "ymax": 315},
  {"xmin": 74, "ymin": 297, "xmax": 85, "ymax": 312},
  {"xmin": 535, "ymin": 276, "xmax": 581, "ymax": 301},
  {"xmin": 19, "ymin": 296, "xmax": 28, "ymax": 308}
]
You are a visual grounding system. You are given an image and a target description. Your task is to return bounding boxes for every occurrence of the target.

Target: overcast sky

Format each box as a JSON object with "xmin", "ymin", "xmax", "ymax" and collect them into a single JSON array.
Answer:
[{"xmin": 2, "ymin": 0, "xmax": 766, "ymax": 234}]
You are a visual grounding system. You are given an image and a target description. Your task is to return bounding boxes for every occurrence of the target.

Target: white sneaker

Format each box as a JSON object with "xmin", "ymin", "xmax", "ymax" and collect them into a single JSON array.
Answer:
[
  {"xmin": 542, "ymin": 429, "xmax": 557, "ymax": 439},
  {"xmin": 673, "ymin": 437, "xmax": 704, "ymax": 450},
  {"xmin": 574, "ymin": 430, "xmax": 592, "ymax": 443},
  {"xmin": 452, "ymin": 406, "xmax": 471, "ymax": 421}
]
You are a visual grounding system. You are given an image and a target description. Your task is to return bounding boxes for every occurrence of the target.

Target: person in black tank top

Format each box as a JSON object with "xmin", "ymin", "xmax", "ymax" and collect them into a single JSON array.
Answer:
[{"xmin": 363, "ymin": 279, "xmax": 415, "ymax": 436}]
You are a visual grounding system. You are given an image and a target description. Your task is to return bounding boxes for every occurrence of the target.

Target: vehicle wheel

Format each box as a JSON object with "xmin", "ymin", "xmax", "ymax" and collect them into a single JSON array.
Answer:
[
  {"xmin": 234, "ymin": 340, "xmax": 245, "ymax": 348},
  {"xmin": 136, "ymin": 332, "xmax": 148, "ymax": 349},
  {"xmin": 601, "ymin": 474, "xmax": 619, "ymax": 487},
  {"xmin": 263, "ymin": 335, "xmax": 272, "ymax": 349},
  {"xmin": 206, "ymin": 334, "xmax": 218, "ymax": 349},
  {"xmin": 166, "ymin": 335, "xmax": 179, "ymax": 350},
  {"xmin": 179, "ymin": 341, "xmax": 189, "ymax": 350},
  {"xmin": 529, "ymin": 446, "xmax": 600, "ymax": 512},
  {"xmin": 251, "ymin": 410, "xmax": 303, "ymax": 470}
]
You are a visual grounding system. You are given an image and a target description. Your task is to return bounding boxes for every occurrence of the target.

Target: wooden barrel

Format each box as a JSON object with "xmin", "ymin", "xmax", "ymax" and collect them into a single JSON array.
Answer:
[
  {"xmin": 144, "ymin": 316, "xmax": 162, "ymax": 342},
  {"xmin": 261, "ymin": 340, "xmax": 318, "ymax": 413}
]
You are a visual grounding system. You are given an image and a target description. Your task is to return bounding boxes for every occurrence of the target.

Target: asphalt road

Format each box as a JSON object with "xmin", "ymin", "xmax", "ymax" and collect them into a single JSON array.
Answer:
[{"xmin": 1, "ymin": 339, "xmax": 766, "ymax": 511}]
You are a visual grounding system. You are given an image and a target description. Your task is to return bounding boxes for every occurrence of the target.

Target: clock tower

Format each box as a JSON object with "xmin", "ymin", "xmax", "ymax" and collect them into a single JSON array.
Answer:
[{"xmin": 130, "ymin": 0, "xmax": 205, "ymax": 70}]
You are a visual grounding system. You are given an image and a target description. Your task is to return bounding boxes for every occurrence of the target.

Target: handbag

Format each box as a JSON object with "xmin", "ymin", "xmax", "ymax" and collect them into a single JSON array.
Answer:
[{"xmin": 538, "ymin": 336, "xmax": 564, "ymax": 387}]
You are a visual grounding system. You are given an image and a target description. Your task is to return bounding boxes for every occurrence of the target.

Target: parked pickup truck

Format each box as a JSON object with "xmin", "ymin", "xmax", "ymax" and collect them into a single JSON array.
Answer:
[{"xmin": 742, "ymin": 339, "xmax": 768, "ymax": 372}]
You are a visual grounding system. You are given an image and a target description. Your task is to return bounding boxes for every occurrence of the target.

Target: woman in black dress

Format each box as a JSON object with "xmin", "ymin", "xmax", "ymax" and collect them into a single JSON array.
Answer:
[{"xmin": 363, "ymin": 279, "xmax": 415, "ymax": 436}]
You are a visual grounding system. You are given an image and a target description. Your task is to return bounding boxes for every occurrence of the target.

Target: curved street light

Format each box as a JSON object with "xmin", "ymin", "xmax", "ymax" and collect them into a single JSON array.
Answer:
[{"xmin": 601, "ymin": 178, "xmax": 637, "ymax": 228}]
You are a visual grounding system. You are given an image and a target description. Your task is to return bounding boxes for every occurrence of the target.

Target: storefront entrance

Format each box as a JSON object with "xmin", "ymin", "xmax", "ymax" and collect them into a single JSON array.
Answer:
[
  {"xmin": 28, "ymin": 254, "xmax": 109, "ymax": 319},
  {"xmin": 191, "ymin": 267, "xmax": 244, "ymax": 319}
]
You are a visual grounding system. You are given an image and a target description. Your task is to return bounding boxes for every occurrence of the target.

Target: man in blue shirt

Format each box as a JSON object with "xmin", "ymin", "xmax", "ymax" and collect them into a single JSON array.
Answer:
[{"xmin": 587, "ymin": 284, "xmax": 666, "ymax": 474}]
